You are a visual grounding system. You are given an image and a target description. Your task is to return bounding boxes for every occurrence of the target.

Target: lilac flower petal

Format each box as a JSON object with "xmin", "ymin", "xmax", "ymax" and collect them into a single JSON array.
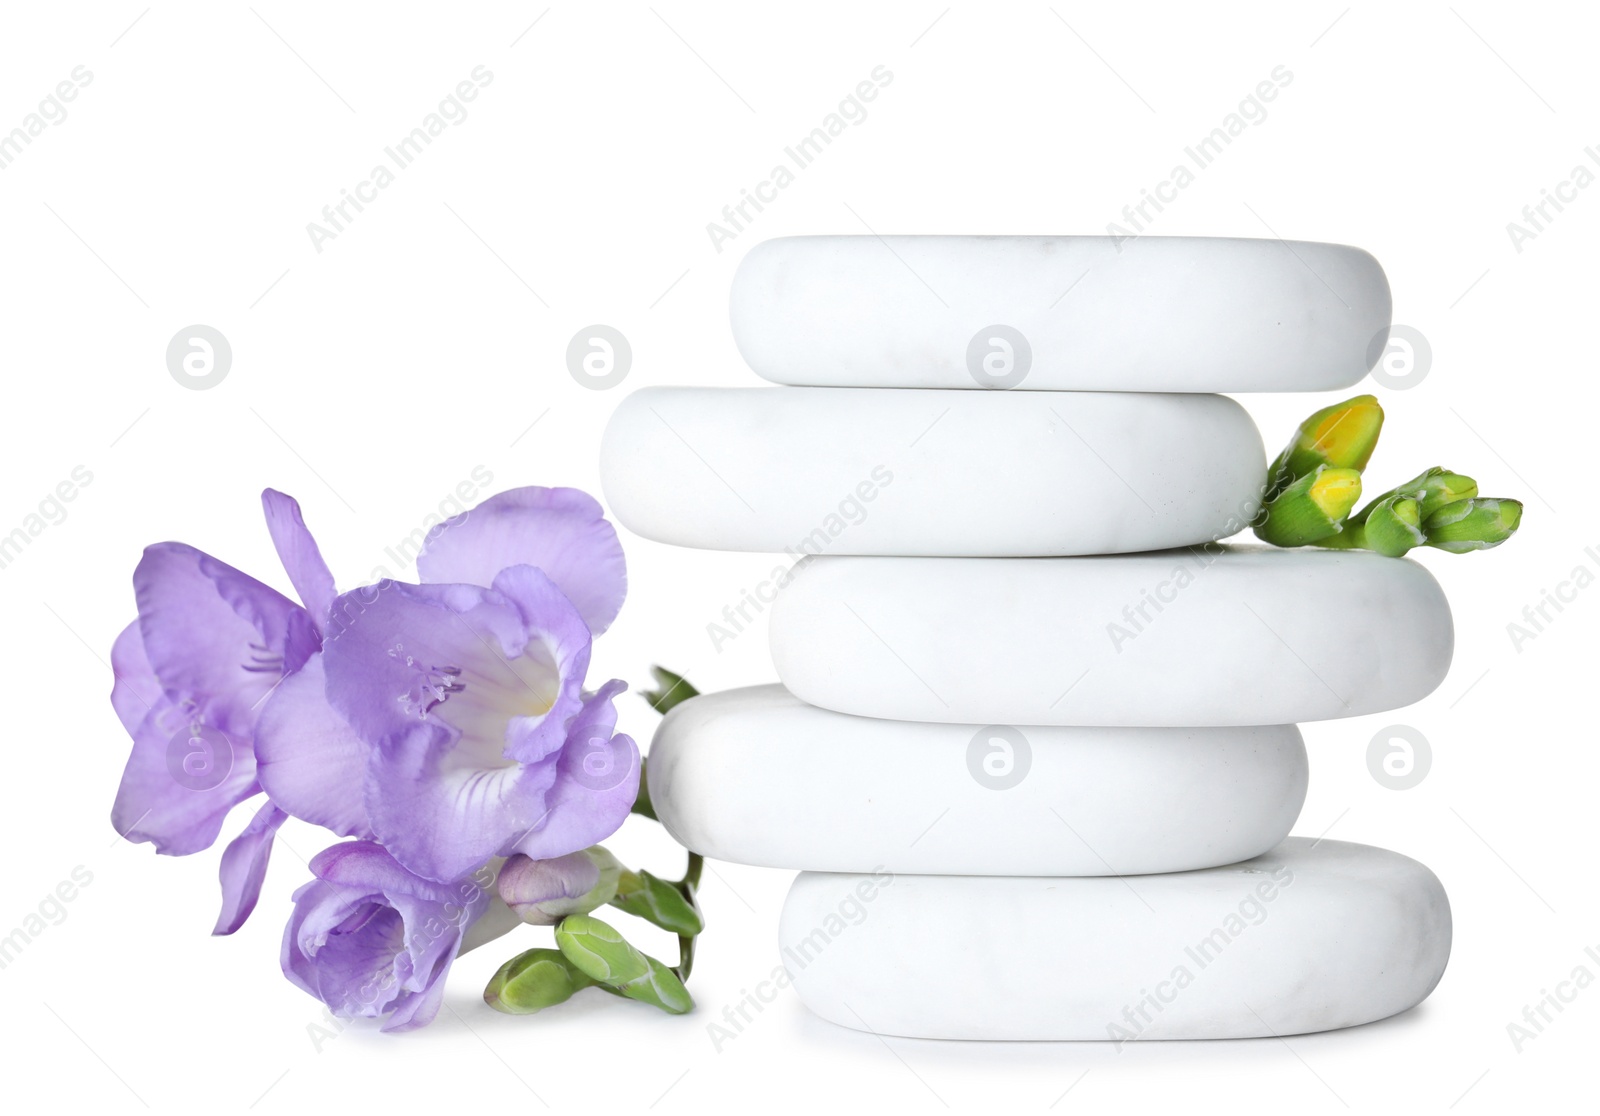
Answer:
[
  {"xmin": 255, "ymin": 656, "xmax": 372, "ymax": 839},
  {"xmin": 366, "ymin": 728, "xmax": 554, "ymax": 884},
  {"xmin": 415, "ymin": 486, "xmax": 627, "ymax": 634},
  {"xmin": 379, "ymin": 951, "xmax": 454, "ymax": 1033},
  {"xmin": 502, "ymin": 679, "xmax": 632, "ymax": 859},
  {"xmin": 110, "ymin": 620, "xmax": 162, "ymax": 735},
  {"xmin": 110, "ymin": 700, "xmax": 261, "ymax": 855},
  {"xmin": 311, "ymin": 839, "xmax": 476, "ymax": 904},
  {"xmin": 509, "ymin": 731, "xmax": 640, "ymax": 860},
  {"xmin": 307, "ymin": 901, "xmax": 405, "ymax": 1015},
  {"xmin": 321, "ymin": 580, "xmax": 528, "ymax": 746},
  {"xmin": 213, "ymin": 800, "xmax": 289, "ymax": 935},
  {"xmin": 322, "ymin": 578, "xmax": 591, "ymax": 882},
  {"xmin": 134, "ymin": 542, "xmax": 317, "ymax": 738},
  {"xmin": 280, "ymin": 841, "xmax": 491, "ymax": 1029},
  {"xmin": 262, "ymin": 489, "xmax": 338, "ymax": 628},
  {"xmin": 490, "ymin": 564, "xmax": 592, "ymax": 765}
]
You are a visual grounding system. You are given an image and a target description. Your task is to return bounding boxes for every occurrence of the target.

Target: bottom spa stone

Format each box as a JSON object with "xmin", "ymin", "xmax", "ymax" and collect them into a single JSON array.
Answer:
[
  {"xmin": 648, "ymin": 685, "xmax": 1306, "ymax": 875},
  {"xmin": 779, "ymin": 838, "xmax": 1450, "ymax": 1040}
]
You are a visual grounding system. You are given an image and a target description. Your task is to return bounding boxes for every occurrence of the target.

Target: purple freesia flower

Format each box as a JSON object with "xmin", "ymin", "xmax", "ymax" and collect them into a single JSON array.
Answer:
[
  {"xmin": 283, "ymin": 841, "xmax": 493, "ymax": 1032},
  {"xmin": 313, "ymin": 570, "xmax": 640, "ymax": 883},
  {"xmin": 111, "ymin": 483, "xmax": 635, "ymax": 941},
  {"xmin": 109, "ymin": 490, "xmax": 335, "ymax": 933},
  {"xmin": 255, "ymin": 486, "xmax": 637, "ymax": 884}
]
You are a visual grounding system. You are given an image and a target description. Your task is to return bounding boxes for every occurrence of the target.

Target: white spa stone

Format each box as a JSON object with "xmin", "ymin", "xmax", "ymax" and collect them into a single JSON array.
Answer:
[
  {"xmin": 730, "ymin": 235, "xmax": 1391, "ymax": 393},
  {"xmin": 646, "ymin": 685, "xmax": 1306, "ymax": 875},
  {"xmin": 780, "ymin": 838, "xmax": 1450, "ymax": 1041},
  {"xmin": 599, "ymin": 387, "xmax": 1263, "ymax": 556},
  {"xmin": 769, "ymin": 547, "xmax": 1452, "ymax": 726}
]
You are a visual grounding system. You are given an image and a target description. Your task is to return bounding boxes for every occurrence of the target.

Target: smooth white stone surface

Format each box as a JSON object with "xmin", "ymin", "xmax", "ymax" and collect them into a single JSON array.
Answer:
[
  {"xmin": 770, "ymin": 548, "xmax": 1452, "ymax": 726},
  {"xmin": 599, "ymin": 387, "xmax": 1264, "ymax": 556},
  {"xmin": 731, "ymin": 235, "xmax": 1391, "ymax": 393},
  {"xmin": 647, "ymin": 685, "xmax": 1306, "ymax": 875},
  {"xmin": 780, "ymin": 838, "xmax": 1451, "ymax": 1040}
]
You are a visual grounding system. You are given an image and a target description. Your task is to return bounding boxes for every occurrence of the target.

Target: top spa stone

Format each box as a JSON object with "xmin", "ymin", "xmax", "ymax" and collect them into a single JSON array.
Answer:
[
  {"xmin": 730, "ymin": 235, "xmax": 1392, "ymax": 393},
  {"xmin": 600, "ymin": 386, "xmax": 1264, "ymax": 556}
]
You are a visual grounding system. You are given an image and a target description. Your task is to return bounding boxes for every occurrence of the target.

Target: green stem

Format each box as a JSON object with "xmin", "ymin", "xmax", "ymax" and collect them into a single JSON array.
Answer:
[
  {"xmin": 672, "ymin": 853, "xmax": 704, "ymax": 982},
  {"xmin": 680, "ymin": 851, "xmax": 704, "ymax": 890}
]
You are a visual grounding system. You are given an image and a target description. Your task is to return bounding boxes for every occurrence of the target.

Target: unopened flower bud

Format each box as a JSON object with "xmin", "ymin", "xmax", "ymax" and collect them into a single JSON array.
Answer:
[
  {"xmin": 1254, "ymin": 466, "xmax": 1363, "ymax": 547},
  {"xmin": 1354, "ymin": 467, "xmax": 1478, "ymax": 524},
  {"xmin": 1424, "ymin": 498, "xmax": 1523, "ymax": 553},
  {"xmin": 497, "ymin": 846, "xmax": 622, "ymax": 926},
  {"xmin": 1360, "ymin": 494, "xmax": 1425, "ymax": 557},
  {"xmin": 554, "ymin": 914, "xmax": 650, "ymax": 984},
  {"xmin": 608, "ymin": 955, "xmax": 694, "ymax": 1015},
  {"xmin": 484, "ymin": 948, "xmax": 594, "ymax": 1015},
  {"xmin": 1266, "ymin": 394, "xmax": 1384, "ymax": 499}
]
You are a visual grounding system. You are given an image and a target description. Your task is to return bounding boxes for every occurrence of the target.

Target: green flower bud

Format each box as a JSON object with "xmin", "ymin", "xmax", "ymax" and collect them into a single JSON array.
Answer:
[
  {"xmin": 1254, "ymin": 466, "xmax": 1363, "ymax": 547},
  {"xmin": 484, "ymin": 948, "xmax": 594, "ymax": 1015},
  {"xmin": 606, "ymin": 955, "xmax": 694, "ymax": 1015},
  {"xmin": 1360, "ymin": 494, "xmax": 1425, "ymax": 557},
  {"xmin": 609, "ymin": 869, "xmax": 704, "ymax": 937},
  {"xmin": 1353, "ymin": 467, "xmax": 1478, "ymax": 524},
  {"xmin": 554, "ymin": 914, "xmax": 650, "ymax": 984},
  {"xmin": 1424, "ymin": 498, "xmax": 1523, "ymax": 553},
  {"xmin": 1266, "ymin": 394, "xmax": 1384, "ymax": 499}
]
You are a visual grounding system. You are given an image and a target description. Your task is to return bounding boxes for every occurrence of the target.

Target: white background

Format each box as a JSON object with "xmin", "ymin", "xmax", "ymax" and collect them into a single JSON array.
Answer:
[{"xmin": 0, "ymin": 2, "xmax": 1592, "ymax": 1112}]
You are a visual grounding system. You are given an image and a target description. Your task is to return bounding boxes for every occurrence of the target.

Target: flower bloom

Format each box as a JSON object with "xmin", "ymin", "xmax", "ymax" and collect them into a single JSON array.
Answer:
[
  {"xmin": 282, "ymin": 842, "xmax": 493, "ymax": 1032},
  {"xmin": 257, "ymin": 488, "xmax": 639, "ymax": 884},
  {"xmin": 111, "ymin": 485, "xmax": 636, "ymax": 948},
  {"xmin": 109, "ymin": 490, "xmax": 335, "ymax": 933}
]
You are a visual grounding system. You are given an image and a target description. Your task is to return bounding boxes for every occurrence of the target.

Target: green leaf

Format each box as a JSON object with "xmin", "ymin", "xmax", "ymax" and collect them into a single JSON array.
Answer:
[
  {"xmin": 631, "ymin": 758, "xmax": 658, "ymax": 820},
  {"xmin": 609, "ymin": 869, "xmax": 705, "ymax": 937},
  {"xmin": 641, "ymin": 667, "xmax": 699, "ymax": 716}
]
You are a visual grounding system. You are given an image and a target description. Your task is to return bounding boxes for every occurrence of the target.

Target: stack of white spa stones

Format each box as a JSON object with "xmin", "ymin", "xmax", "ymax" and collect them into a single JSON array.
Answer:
[{"xmin": 599, "ymin": 236, "xmax": 1454, "ymax": 1041}]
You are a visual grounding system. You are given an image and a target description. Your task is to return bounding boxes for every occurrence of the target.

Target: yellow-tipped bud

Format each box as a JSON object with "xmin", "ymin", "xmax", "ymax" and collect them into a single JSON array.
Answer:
[
  {"xmin": 1266, "ymin": 395, "xmax": 1385, "ymax": 498},
  {"xmin": 1254, "ymin": 466, "xmax": 1363, "ymax": 547}
]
